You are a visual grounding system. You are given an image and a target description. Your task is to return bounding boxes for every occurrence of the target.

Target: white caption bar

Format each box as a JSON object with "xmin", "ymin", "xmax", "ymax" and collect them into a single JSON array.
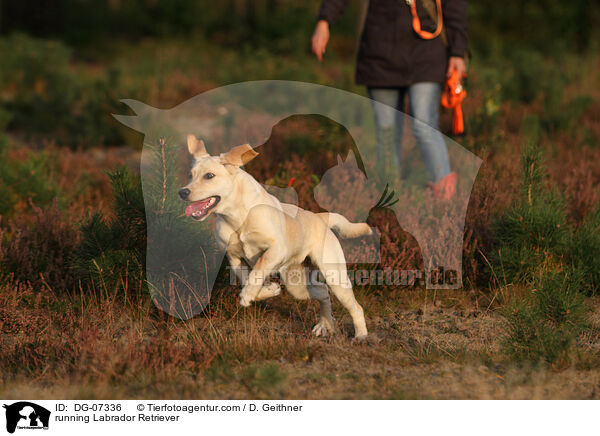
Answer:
[{"xmin": 0, "ymin": 400, "xmax": 593, "ymax": 436}]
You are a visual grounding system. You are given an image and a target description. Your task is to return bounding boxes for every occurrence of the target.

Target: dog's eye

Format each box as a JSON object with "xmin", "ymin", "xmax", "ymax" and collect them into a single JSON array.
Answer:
[
  {"xmin": 188, "ymin": 173, "xmax": 192, "ymax": 180},
  {"xmin": 204, "ymin": 172, "xmax": 215, "ymax": 180}
]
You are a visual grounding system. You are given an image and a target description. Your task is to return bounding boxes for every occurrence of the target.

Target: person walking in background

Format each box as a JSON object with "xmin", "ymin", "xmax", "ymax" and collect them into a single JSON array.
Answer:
[{"xmin": 312, "ymin": 0, "xmax": 468, "ymax": 199}]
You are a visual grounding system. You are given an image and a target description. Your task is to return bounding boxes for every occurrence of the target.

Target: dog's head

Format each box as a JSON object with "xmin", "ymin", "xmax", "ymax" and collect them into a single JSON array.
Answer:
[{"xmin": 179, "ymin": 135, "xmax": 258, "ymax": 221}]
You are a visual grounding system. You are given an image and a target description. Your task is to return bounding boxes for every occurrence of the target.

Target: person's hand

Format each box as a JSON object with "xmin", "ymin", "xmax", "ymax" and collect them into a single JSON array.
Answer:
[
  {"xmin": 447, "ymin": 56, "xmax": 467, "ymax": 78},
  {"xmin": 312, "ymin": 20, "xmax": 330, "ymax": 62}
]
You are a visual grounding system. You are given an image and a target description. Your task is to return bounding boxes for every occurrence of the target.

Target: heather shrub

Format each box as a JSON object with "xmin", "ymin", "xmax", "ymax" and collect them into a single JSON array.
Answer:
[
  {"xmin": 0, "ymin": 134, "xmax": 58, "ymax": 217},
  {"xmin": 0, "ymin": 199, "xmax": 79, "ymax": 290}
]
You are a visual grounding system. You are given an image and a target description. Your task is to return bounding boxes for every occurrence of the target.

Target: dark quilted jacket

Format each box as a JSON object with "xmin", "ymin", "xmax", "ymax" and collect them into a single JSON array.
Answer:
[{"xmin": 318, "ymin": 0, "xmax": 468, "ymax": 87}]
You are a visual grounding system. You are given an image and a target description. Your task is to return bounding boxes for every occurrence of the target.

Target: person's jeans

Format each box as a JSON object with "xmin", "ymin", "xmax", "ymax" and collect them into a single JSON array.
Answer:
[{"xmin": 368, "ymin": 83, "xmax": 451, "ymax": 183}]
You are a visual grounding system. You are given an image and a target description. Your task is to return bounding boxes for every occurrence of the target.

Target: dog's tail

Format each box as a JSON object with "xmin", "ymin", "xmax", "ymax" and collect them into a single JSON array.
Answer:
[{"xmin": 318, "ymin": 213, "xmax": 372, "ymax": 239}]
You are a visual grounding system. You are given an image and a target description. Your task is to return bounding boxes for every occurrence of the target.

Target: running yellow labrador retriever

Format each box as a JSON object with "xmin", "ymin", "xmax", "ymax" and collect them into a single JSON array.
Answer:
[{"xmin": 179, "ymin": 135, "xmax": 370, "ymax": 338}]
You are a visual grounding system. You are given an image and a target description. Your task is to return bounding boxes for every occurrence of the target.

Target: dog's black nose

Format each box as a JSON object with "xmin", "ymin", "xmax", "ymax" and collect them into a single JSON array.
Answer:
[{"xmin": 178, "ymin": 188, "xmax": 190, "ymax": 200}]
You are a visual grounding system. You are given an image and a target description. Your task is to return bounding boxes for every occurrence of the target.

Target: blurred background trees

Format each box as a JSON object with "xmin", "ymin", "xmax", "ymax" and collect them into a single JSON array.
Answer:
[
  {"xmin": 1, "ymin": 0, "xmax": 596, "ymax": 54},
  {"xmin": 0, "ymin": 0, "xmax": 598, "ymax": 147}
]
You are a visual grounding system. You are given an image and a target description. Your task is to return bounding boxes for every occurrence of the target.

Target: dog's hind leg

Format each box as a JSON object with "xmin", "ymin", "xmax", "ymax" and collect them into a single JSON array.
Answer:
[
  {"xmin": 312, "ymin": 231, "xmax": 367, "ymax": 338},
  {"xmin": 280, "ymin": 264, "xmax": 335, "ymax": 337},
  {"xmin": 309, "ymin": 283, "xmax": 335, "ymax": 337}
]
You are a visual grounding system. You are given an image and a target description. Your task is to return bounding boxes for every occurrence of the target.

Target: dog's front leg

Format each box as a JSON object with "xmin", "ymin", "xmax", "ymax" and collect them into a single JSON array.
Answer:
[
  {"xmin": 230, "ymin": 254, "xmax": 281, "ymax": 301},
  {"xmin": 239, "ymin": 246, "xmax": 285, "ymax": 307},
  {"xmin": 228, "ymin": 255, "xmax": 248, "ymax": 287}
]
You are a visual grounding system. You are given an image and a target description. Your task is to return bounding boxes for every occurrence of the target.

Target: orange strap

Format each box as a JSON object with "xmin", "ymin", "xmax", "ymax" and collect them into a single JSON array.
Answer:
[
  {"xmin": 406, "ymin": 0, "xmax": 443, "ymax": 40},
  {"xmin": 441, "ymin": 70, "xmax": 467, "ymax": 135}
]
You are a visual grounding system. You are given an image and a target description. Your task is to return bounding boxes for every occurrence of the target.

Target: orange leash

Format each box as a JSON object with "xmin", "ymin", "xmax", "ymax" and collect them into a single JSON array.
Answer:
[
  {"xmin": 441, "ymin": 69, "xmax": 466, "ymax": 135},
  {"xmin": 405, "ymin": 0, "xmax": 465, "ymax": 134},
  {"xmin": 405, "ymin": 0, "xmax": 443, "ymax": 40}
]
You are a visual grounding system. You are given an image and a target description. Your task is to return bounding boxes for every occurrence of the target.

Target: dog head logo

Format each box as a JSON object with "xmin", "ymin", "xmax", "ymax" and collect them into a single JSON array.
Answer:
[
  {"xmin": 113, "ymin": 81, "xmax": 482, "ymax": 319},
  {"xmin": 3, "ymin": 402, "xmax": 50, "ymax": 434}
]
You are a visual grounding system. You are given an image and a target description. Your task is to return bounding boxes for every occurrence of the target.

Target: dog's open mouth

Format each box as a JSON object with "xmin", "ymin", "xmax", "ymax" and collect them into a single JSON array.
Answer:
[{"xmin": 184, "ymin": 196, "xmax": 220, "ymax": 220}]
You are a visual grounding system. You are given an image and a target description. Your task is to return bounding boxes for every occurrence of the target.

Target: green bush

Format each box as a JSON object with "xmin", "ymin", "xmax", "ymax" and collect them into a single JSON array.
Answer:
[
  {"xmin": 1, "ymin": 1, "xmax": 364, "ymax": 54},
  {"xmin": 470, "ymin": 48, "xmax": 591, "ymax": 137},
  {"xmin": 495, "ymin": 143, "xmax": 594, "ymax": 365},
  {"xmin": 492, "ymin": 143, "xmax": 571, "ymax": 284},
  {"xmin": 501, "ymin": 49, "xmax": 551, "ymax": 104},
  {"xmin": 239, "ymin": 363, "xmax": 288, "ymax": 396},
  {"xmin": 3, "ymin": 0, "xmax": 595, "ymax": 55},
  {"xmin": 466, "ymin": 54, "xmax": 582, "ymax": 154},
  {"xmin": 0, "ymin": 34, "xmax": 124, "ymax": 147},
  {"xmin": 503, "ymin": 270, "xmax": 588, "ymax": 366},
  {"xmin": 492, "ymin": 142, "xmax": 600, "ymax": 294},
  {"xmin": 469, "ymin": 0, "xmax": 595, "ymax": 56},
  {"xmin": 72, "ymin": 138, "xmax": 220, "ymax": 314},
  {"xmin": 464, "ymin": 65, "xmax": 502, "ymax": 141},
  {"xmin": 568, "ymin": 203, "xmax": 600, "ymax": 294},
  {"xmin": 0, "ymin": 34, "xmax": 74, "ymax": 133},
  {"xmin": 0, "ymin": 133, "xmax": 57, "ymax": 217},
  {"xmin": 71, "ymin": 167, "xmax": 146, "ymax": 295}
]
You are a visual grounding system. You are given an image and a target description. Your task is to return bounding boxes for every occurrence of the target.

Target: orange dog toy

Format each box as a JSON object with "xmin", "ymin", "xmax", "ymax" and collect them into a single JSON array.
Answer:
[{"xmin": 441, "ymin": 70, "xmax": 467, "ymax": 135}]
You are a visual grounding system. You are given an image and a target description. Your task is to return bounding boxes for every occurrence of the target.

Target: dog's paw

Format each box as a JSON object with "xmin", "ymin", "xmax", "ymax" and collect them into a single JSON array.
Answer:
[
  {"xmin": 239, "ymin": 293, "xmax": 253, "ymax": 307},
  {"xmin": 255, "ymin": 282, "xmax": 281, "ymax": 301},
  {"xmin": 312, "ymin": 319, "xmax": 335, "ymax": 337}
]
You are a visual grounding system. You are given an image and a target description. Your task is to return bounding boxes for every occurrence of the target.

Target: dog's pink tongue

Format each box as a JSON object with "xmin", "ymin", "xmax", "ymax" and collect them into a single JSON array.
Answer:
[{"xmin": 185, "ymin": 199, "xmax": 210, "ymax": 217}]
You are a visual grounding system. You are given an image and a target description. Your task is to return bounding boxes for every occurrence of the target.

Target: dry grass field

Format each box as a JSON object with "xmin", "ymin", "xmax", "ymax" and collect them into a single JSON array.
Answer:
[
  {"xmin": 3, "ymin": 277, "xmax": 600, "ymax": 400},
  {"xmin": 1, "ymin": 24, "xmax": 600, "ymax": 399}
]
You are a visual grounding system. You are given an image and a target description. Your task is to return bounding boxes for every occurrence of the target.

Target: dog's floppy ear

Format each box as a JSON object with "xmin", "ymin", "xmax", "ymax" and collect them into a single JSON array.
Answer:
[
  {"xmin": 187, "ymin": 134, "xmax": 208, "ymax": 159},
  {"xmin": 219, "ymin": 144, "xmax": 258, "ymax": 167}
]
